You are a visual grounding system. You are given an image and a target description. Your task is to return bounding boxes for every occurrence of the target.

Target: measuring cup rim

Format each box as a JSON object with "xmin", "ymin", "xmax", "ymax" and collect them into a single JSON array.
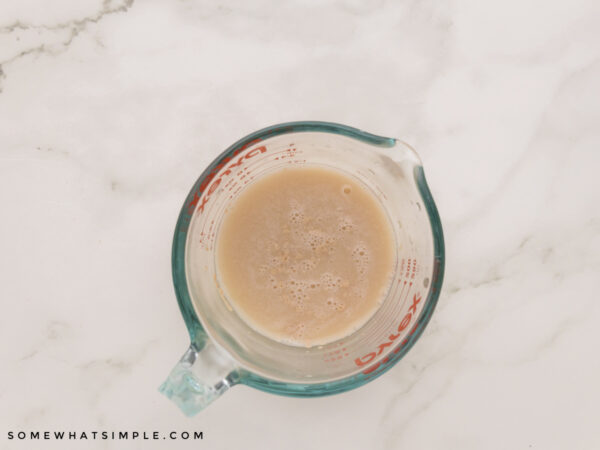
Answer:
[{"xmin": 171, "ymin": 121, "xmax": 445, "ymax": 396}]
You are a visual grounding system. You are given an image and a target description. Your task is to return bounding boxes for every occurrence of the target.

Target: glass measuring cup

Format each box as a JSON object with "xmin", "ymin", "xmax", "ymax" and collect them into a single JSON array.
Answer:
[{"xmin": 159, "ymin": 121, "xmax": 444, "ymax": 416}]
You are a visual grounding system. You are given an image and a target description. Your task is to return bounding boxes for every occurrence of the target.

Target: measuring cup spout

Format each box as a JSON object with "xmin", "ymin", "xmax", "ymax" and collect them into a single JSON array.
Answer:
[{"xmin": 159, "ymin": 336, "xmax": 239, "ymax": 416}]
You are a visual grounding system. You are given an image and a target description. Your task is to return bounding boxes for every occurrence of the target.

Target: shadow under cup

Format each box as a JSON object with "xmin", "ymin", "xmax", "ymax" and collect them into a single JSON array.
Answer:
[{"xmin": 164, "ymin": 122, "xmax": 444, "ymax": 415}]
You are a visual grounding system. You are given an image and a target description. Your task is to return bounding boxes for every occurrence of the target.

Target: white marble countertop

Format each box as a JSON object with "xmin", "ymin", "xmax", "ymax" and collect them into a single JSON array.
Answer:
[{"xmin": 1, "ymin": 0, "xmax": 599, "ymax": 449}]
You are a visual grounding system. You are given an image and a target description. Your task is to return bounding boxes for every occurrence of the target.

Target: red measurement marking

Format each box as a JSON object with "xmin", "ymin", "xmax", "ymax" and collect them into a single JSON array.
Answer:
[
  {"xmin": 413, "ymin": 261, "xmax": 419, "ymax": 279},
  {"xmin": 187, "ymin": 142, "xmax": 266, "ymax": 216},
  {"xmin": 271, "ymin": 148, "xmax": 299, "ymax": 161},
  {"xmin": 354, "ymin": 293, "xmax": 422, "ymax": 374}
]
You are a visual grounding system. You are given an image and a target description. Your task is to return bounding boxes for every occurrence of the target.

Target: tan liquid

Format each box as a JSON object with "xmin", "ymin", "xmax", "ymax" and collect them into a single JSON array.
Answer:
[{"xmin": 216, "ymin": 166, "xmax": 395, "ymax": 347}]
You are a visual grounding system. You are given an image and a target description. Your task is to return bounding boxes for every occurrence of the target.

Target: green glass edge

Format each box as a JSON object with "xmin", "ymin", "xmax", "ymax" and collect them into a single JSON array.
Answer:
[{"xmin": 170, "ymin": 121, "xmax": 445, "ymax": 397}]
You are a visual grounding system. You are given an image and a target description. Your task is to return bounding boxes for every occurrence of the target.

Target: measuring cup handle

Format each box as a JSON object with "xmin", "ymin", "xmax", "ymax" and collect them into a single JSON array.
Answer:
[{"xmin": 159, "ymin": 338, "xmax": 239, "ymax": 416}]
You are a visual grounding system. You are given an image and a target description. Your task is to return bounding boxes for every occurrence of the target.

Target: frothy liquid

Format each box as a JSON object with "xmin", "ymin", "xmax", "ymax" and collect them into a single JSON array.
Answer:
[{"xmin": 216, "ymin": 166, "xmax": 395, "ymax": 346}]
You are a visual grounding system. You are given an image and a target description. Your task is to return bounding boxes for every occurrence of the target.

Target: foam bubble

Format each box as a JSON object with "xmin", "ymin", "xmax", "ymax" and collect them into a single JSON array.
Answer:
[
  {"xmin": 352, "ymin": 243, "xmax": 369, "ymax": 259},
  {"xmin": 338, "ymin": 217, "xmax": 354, "ymax": 232},
  {"xmin": 270, "ymin": 255, "xmax": 283, "ymax": 266},
  {"xmin": 351, "ymin": 242, "xmax": 371, "ymax": 277},
  {"xmin": 352, "ymin": 286, "xmax": 366, "ymax": 299},
  {"xmin": 320, "ymin": 272, "xmax": 344, "ymax": 291},
  {"xmin": 289, "ymin": 209, "xmax": 305, "ymax": 225},
  {"xmin": 291, "ymin": 323, "xmax": 306, "ymax": 339},
  {"xmin": 301, "ymin": 259, "xmax": 316, "ymax": 272},
  {"xmin": 326, "ymin": 297, "xmax": 346, "ymax": 311},
  {"xmin": 302, "ymin": 230, "xmax": 327, "ymax": 251}
]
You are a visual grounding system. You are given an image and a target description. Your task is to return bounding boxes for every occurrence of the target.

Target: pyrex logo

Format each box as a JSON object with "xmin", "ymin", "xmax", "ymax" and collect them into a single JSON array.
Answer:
[
  {"xmin": 187, "ymin": 139, "xmax": 266, "ymax": 216},
  {"xmin": 354, "ymin": 293, "xmax": 422, "ymax": 375}
]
